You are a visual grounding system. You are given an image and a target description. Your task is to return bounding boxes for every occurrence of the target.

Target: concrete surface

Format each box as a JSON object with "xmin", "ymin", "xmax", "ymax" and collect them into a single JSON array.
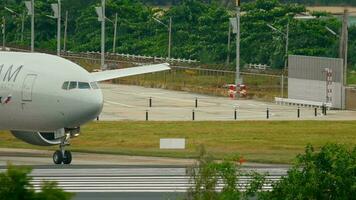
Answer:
[{"xmin": 100, "ymin": 84, "xmax": 356, "ymax": 121}]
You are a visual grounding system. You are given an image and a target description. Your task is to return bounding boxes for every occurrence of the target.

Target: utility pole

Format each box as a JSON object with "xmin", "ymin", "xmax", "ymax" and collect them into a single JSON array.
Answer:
[
  {"xmin": 267, "ymin": 22, "xmax": 289, "ymax": 98},
  {"xmin": 49, "ymin": 1, "xmax": 61, "ymax": 56},
  {"xmin": 339, "ymin": 9, "xmax": 348, "ymax": 86},
  {"xmin": 57, "ymin": 0, "xmax": 61, "ymax": 56},
  {"xmin": 95, "ymin": 1, "xmax": 106, "ymax": 70},
  {"xmin": 63, "ymin": 11, "xmax": 68, "ymax": 52},
  {"xmin": 101, "ymin": 0, "xmax": 106, "ymax": 70},
  {"xmin": 282, "ymin": 22, "xmax": 289, "ymax": 98},
  {"xmin": 152, "ymin": 16, "xmax": 172, "ymax": 59},
  {"xmin": 31, "ymin": 0, "xmax": 34, "ymax": 52},
  {"xmin": 21, "ymin": 12, "xmax": 25, "ymax": 43},
  {"xmin": 235, "ymin": 0, "xmax": 241, "ymax": 97},
  {"xmin": 5, "ymin": 7, "xmax": 25, "ymax": 44},
  {"xmin": 25, "ymin": 0, "xmax": 35, "ymax": 52},
  {"xmin": 113, "ymin": 13, "xmax": 118, "ymax": 53},
  {"xmin": 2, "ymin": 17, "xmax": 5, "ymax": 50},
  {"xmin": 285, "ymin": 22, "xmax": 289, "ymax": 70},
  {"xmin": 226, "ymin": 24, "xmax": 231, "ymax": 66},
  {"xmin": 168, "ymin": 17, "xmax": 172, "ymax": 59}
]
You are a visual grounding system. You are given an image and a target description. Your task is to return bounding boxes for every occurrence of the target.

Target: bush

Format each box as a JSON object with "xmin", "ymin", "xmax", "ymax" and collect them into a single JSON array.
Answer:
[
  {"xmin": 186, "ymin": 144, "xmax": 356, "ymax": 200},
  {"xmin": 186, "ymin": 145, "xmax": 265, "ymax": 200},
  {"xmin": 0, "ymin": 165, "xmax": 73, "ymax": 200},
  {"xmin": 260, "ymin": 144, "xmax": 356, "ymax": 200}
]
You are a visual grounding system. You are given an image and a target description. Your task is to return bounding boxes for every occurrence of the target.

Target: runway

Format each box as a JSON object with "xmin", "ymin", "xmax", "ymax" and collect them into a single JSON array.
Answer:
[
  {"xmin": 0, "ymin": 148, "xmax": 289, "ymax": 200},
  {"xmin": 0, "ymin": 165, "xmax": 287, "ymax": 200},
  {"xmin": 100, "ymin": 84, "xmax": 356, "ymax": 121}
]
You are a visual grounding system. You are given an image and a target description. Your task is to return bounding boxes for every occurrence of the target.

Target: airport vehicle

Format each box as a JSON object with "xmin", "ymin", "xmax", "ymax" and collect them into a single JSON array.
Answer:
[{"xmin": 0, "ymin": 52, "xmax": 170, "ymax": 164}]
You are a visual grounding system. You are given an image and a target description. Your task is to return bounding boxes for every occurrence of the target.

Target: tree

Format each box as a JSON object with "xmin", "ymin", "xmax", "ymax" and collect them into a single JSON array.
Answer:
[
  {"xmin": 0, "ymin": 165, "xmax": 73, "ymax": 200},
  {"xmin": 260, "ymin": 144, "xmax": 356, "ymax": 200}
]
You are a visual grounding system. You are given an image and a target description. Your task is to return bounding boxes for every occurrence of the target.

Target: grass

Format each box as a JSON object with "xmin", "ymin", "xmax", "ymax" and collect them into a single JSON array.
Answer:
[
  {"xmin": 348, "ymin": 71, "xmax": 356, "ymax": 85},
  {"xmin": 69, "ymin": 57, "xmax": 285, "ymax": 101},
  {"xmin": 1, "ymin": 121, "xmax": 355, "ymax": 164}
]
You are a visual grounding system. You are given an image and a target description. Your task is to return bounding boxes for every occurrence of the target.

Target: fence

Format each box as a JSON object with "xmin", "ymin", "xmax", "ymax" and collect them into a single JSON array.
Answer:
[
  {"xmin": 65, "ymin": 56, "xmax": 287, "ymax": 101},
  {"xmin": 5, "ymin": 46, "xmax": 287, "ymax": 101}
]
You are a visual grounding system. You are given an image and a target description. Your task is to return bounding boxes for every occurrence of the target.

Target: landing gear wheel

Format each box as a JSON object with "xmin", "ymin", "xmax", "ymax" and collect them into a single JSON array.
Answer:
[
  {"xmin": 53, "ymin": 150, "xmax": 63, "ymax": 164},
  {"xmin": 63, "ymin": 151, "xmax": 72, "ymax": 164}
]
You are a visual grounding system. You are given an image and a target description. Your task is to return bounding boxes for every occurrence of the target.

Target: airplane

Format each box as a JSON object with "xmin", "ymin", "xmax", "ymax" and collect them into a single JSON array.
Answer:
[{"xmin": 0, "ymin": 51, "xmax": 170, "ymax": 164}]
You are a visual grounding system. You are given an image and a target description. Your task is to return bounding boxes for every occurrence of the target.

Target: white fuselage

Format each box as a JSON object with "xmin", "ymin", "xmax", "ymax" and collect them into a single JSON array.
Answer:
[{"xmin": 0, "ymin": 52, "xmax": 103, "ymax": 132}]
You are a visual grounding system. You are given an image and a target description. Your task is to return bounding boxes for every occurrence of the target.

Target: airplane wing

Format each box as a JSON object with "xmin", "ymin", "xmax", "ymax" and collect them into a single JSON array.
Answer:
[{"xmin": 91, "ymin": 63, "xmax": 170, "ymax": 82}]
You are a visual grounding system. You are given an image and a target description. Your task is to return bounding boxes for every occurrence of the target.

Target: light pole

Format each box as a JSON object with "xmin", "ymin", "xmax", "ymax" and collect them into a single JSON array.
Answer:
[
  {"xmin": 267, "ymin": 23, "xmax": 289, "ymax": 70},
  {"xmin": 25, "ymin": 0, "xmax": 35, "ymax": 52},
  {"xmin": 48, "ymin": 1, "xmax": 61, "ymax": 56},
  {"xmin": 113, "ymin": 13, "xmax": 118, "ymax": 53},
  {"xmin": 95, "ymin": 0, "xmax": 106, "ymax": 70},
  {"xmin": 5, "ymin": 7, "xmax": 26, "ymax": 44},
  {"xmin": 106, "ymin": 13, "xmax": 118, "ymax": 53},
  {"xmin": 152, "ymin": 16, "xmax": 172, "ymax": 59},
  {"xmin": 267, "ymin": 22, "xmax": 289, "ymax": 98},
  {"xmin": 1, "ymin": 17, "xmax": 5, "ymax": 50},
  {"xmin": 63, "ymin": 11, "xmax": 68, "ymax": 52},
  {"xmin": 235, "ymin": 0, "xmax": 241, "ymax": 96}
]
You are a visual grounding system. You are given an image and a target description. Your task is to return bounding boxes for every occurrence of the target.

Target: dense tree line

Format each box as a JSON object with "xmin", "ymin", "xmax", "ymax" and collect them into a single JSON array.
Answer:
[
  {"xmin": 1, "ymin": 0, "xmax": 355, "ymax": 70},
  {"xmin": 142, "ymin": 0, "xmax": 356, "ymax": 6}
]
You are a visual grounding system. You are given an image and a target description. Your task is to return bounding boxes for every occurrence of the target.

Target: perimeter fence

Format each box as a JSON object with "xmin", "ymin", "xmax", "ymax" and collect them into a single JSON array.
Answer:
[
  {"xmin": 6, "ymin": 46, "xmax": 288, "ymax": 101},
  {"xmin": 66, "ymin": 55, "xmax": 287, "ymax": 101}
]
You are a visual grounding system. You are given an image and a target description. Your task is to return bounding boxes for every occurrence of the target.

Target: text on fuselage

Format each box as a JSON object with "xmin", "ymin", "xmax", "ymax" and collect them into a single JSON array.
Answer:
[{"xmin": 0, "ymin": 64, "xmax": 24, "ymax": 82}]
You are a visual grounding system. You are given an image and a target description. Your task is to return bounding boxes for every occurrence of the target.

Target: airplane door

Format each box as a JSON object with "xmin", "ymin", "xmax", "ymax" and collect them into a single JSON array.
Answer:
[{"xmin": 22, "ymin": 74, "xmax": 37, "ymax": 101}]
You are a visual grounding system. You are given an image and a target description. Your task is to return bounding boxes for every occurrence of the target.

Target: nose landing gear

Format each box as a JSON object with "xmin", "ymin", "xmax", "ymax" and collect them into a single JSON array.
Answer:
[{"xmin": 53, "ymin": 133, "xmax": 72, "ymax": 165}]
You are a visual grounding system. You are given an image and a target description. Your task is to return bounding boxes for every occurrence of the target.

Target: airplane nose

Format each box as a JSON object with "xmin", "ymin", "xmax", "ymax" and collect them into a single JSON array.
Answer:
[
  {"xmin": 74, "ymin": 91, "xmax": 103, "ymax": 124},
  {"xmin": 88, "ymin": 91, "xmax": 104, "ymax": 118}
]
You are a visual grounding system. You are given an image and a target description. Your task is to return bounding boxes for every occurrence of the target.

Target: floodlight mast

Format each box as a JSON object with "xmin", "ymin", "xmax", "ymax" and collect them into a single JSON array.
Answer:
[
  {"xmin": 113, "ymin": 13, "xmax": 118, "ymax": 53},
  {"xmin": 25, "ymin": 0, "xmax": 35, "ymax": 52},
  {"xmin": 267, "ymin": 22, "xmax": 289, "ymax": 98},
  {"xmin": 57, "ymin": 0, "xmax": 61, "ymax": 56},
  {"xmin": 1, "ymin": 17, "xmax": 5, "ymax": 50},
  {"xmin": 31, "ymin": 0, "xmax": 34, "ymax": 52},
  {"xmin": 105, "ymin": 14, "xmax": 118, "ymax": 53},
  {"xmin": 5, "ymin": 7, "xmax": 26, "ymax": 43},
  {"xmin": 101, "ymin": 0, "xmax": 106, "ymax": 70},
  {"xmin": 235, "ymin": 0, "xmax": 241, "ymax": 99},
  {"xmin": 63, "ymin": 11, "xmax": 68, "ymax": 52},
  {"xmin": 152, "ymin": 16, "xmax": 172, "ymax": 59}
]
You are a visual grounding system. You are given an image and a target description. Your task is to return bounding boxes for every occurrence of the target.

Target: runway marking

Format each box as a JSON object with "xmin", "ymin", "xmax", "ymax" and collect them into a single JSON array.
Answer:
[
  {"xmin": 22, "ymin": 167, "xmax": 287, "ymax": 193},
  {"xmin": 105, "ymin": 101, "xmax": 135, "ymax": 108},
  {"xmin": 105, "ymin": 90, "xmax": 217, "ymax": 106}
]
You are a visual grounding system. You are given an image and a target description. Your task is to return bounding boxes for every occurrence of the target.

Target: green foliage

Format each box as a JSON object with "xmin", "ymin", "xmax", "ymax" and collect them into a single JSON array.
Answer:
[
  {"xmin": 0, "ymin": 164, "xmax": 73, "ymax": 200},
  {"xmin": 1, "ymin": 0, "xmax": 356, "ymax": 69},
  {"xmin": 186, "ymin": 144, "xmax": 356, "ymax": 200},
  {"xmin": 260, "ymin": 144, "xmax": 356, "ymax": 200},
  {"xmin": 186, "ymin": 145, "xmax": 264, "ymax": 200},
  {"xmin": 0, "ymin": 165, "xmax": 35, "ymax": 200}
]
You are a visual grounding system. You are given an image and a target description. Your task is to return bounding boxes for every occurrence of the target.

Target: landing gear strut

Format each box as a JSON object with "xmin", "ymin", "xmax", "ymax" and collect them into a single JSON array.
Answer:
[{"xmin": 53, "ymin": 133, "xmax": 72, "ymax": 165}]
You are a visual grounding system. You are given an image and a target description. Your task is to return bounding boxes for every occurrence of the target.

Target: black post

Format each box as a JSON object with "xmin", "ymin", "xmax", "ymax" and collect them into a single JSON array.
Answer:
[
  {"xmin": 96, "ymin": 116, "xmax": 99, "ymax": 121},
  {"xmin": 267, "ymin": 108, "xmax": 269, "ymax": 119},
  {"xmin": 192, "ymin": 110, "xmax": 195, "ymax": 121},
  {"xmin": 146, "ymin": 110, "xmax": 148, "ymax": 121},
  {"xmin": 297, "ymin": 107, "xmax": 300, "ymax": 118},
  {"xmin": 234, "ymin": 109, "xmax": 237, "ymax": 120},
  {"xmin": 149, "ymin": 97, "xmax": 152, "ymax": 107},
  {"xmin": 315, "ymin": 107, "xmax": 317, "ymax": 117},
  {"xmin": 324, "ymin": 106, "xmax": 327, "ymax": 116},
  {"xmin": 195, "ymin": 98, "xmax": 198, "ymax": 108}
]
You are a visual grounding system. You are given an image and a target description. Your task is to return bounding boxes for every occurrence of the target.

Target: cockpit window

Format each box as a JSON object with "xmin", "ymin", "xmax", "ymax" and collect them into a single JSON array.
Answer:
[
  {"xmin": 78, "ymin": 82, "xmax": 91, "ymax": 89},
  {"xmin": 62, "ymin": 81, "xmax": 69, "ymax": 90},
  {"xmin": 90, "ymin": 82, "xmax": 99, "ymax": 89},
  {"xmin": 68, "ymin": 81, "xmax": 78, "ymax": 90}
]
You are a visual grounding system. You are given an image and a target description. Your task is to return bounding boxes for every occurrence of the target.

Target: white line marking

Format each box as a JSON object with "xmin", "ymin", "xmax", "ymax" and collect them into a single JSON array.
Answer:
[{"xmin": 105, "ymin": 101, "xmax": 134, "ymax": 108}]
